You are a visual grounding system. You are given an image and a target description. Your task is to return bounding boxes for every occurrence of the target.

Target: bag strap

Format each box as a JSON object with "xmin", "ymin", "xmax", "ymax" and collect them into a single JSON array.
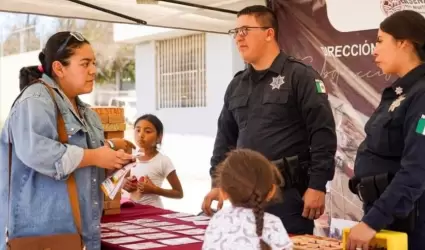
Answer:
[{"xmin": 7, "ymin": 80, "xmax": 82, "ymax": 238}]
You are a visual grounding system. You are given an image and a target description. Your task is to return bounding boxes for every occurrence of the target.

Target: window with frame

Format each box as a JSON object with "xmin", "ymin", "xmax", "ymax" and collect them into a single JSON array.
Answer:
[{"xmin": 155, "ymin": 33, "xmax": 206, "ymax": 109}]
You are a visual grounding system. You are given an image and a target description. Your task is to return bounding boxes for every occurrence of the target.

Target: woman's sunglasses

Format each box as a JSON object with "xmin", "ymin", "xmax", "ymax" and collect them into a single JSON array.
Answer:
[{"xmin": 55, "ymin": 32, "xmax": 85, "ymax": 57}]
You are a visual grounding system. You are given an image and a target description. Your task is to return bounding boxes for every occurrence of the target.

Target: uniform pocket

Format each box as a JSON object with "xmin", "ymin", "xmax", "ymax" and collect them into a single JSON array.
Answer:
[
  {"xmin": 262, "ymin": 90, "xmax": 289, "ymax": 105},
  {"xmin": 367, "ymin": 115, "xmax": 403, "ymax": 157},
  {"xmin": 261, "ymin": 90, "xmax": 290, "ymax": 121},
  {"xmin": 228, "ymin": 95, "xmax": 249, "ymax": 128}
]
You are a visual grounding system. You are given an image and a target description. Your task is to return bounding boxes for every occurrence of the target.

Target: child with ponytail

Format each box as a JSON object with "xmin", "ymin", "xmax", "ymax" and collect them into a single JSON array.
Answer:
[{"xmin": 202, "ymin": 149, "xmax": 293, "ymax": 250}]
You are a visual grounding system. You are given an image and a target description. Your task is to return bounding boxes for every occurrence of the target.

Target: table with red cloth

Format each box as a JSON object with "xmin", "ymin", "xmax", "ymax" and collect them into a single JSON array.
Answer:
[{"xmin": 101, "ymin": 203, "xmax": 207, "ymax": 250}]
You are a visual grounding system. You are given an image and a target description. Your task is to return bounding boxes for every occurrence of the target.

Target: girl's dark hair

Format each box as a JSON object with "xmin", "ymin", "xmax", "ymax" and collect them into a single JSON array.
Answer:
[
  {"xmin": 134, "ymin": 113, "xmax": 164, "ymax": 138},
  {"xmin": 380, "ymin": 10, "xmax": 425, "ymax": 60},
  {"xmin": 216, "ymin": 149, "xmax": 284, "ymax": 250},
  {"xmin": 19, "ymin": 31, "xmax": 90, "ymax": 90}
]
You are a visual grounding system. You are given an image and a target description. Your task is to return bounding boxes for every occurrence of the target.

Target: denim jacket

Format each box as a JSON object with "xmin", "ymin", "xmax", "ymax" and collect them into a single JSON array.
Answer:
[{"xmin": 0, "ymin": 74, "xmax": 106, "ymax": 250}]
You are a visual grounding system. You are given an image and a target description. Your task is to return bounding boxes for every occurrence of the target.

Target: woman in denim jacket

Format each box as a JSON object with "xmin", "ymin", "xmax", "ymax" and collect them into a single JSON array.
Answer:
[{"xmin": 0, "ymin": 31, "xmax": 135, "ymax": 250}]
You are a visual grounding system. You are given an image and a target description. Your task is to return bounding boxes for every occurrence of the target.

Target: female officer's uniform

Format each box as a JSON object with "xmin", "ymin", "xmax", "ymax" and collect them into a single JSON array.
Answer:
[{"xmin": 351, "ymin": 63, "xmax": 425, "ymax": 250}]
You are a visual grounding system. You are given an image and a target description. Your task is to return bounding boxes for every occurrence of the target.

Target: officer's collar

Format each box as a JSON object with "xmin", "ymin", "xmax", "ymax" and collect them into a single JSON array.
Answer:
[
  {"xmin": 245, "ymin": 51, "xmax": 288, "ymax": 78},
  {"xmin": 391, "ymin": 63, "xmax": 425, "ymax": 95}
]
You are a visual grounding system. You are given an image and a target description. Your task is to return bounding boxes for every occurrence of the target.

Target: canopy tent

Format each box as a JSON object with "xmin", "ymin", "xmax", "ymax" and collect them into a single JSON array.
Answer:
[{"xmin": 0, "ymin": 0, "xmax": 266, "ymax": 33}]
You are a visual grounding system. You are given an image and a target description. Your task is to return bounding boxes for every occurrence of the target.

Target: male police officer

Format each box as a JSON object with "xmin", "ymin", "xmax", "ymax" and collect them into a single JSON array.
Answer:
[{"xmin": 201, "ymin": 5, "xmax": 337, "ymax": 234}]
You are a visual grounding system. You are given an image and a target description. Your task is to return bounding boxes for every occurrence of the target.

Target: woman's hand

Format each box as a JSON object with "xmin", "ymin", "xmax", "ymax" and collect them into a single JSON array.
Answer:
[
  {"xmin": 122, "ymin": 176, "xmax": 138, "ymax": 193},
  {"xmin": 94, "ymin": 146, "xmax": 134, "ymax": 170},
  {"xmin": 346, "ymin": 222, "xmax": 376, "ymax": 250},
  {"xmin": 137, "ymin": 176, "xmax": 158, "ymax": 194},
  {"xmin": 106, "ymin": 139, "xmax": 136, "ymax": 154}
]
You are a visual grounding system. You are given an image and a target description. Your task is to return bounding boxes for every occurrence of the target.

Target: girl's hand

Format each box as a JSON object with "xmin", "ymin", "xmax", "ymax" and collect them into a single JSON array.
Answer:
[
  {"xmin": 137, "ymin": 176, "xmax": 158, "ymax": 194},
  {"xmin": 122, "ymin": 176, "xmax": 138, "ymax": 193}
]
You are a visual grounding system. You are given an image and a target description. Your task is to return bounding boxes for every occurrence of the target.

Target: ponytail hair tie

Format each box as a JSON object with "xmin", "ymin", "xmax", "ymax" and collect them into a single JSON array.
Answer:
[{"xmin": 38, "ymin": 65, "xmax": 44, "ymax": 73}]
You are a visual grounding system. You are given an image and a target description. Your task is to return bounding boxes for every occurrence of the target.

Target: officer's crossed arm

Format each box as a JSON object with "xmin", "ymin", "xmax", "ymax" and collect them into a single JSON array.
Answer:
[
  {"xmin": 210, "ymin": 84, "xmax": 239, "ymax": 187},
  {"xmin": 294, "ymin": 66, "xmax": 337, "ymax": 193},
  {"xmin": 362, "ymin": 91, "xmax": 425, "ymax": 232}
]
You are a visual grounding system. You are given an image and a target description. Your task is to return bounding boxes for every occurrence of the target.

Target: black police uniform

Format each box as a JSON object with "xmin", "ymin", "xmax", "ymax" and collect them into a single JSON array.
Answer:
[
  {"xmin": 210, "ymin": 52, "xmax": 337, "ymax": 234},
  {"xmin": 352, "ymin": 64, "xmax": 425, "ymax": 250}
]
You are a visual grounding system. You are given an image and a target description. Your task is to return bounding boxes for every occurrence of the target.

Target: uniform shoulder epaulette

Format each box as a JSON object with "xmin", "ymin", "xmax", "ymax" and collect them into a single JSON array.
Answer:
[
  {"xmin": 234, "ymin": 69, "xmax": 245, "ymax": 77},
  {"xmin": 287, "ymin": 56, "xmax": 308, "ymax": 67},
  {"xmin": 288, "ymin": 56, "xmax": 317, "ymax": 73}
]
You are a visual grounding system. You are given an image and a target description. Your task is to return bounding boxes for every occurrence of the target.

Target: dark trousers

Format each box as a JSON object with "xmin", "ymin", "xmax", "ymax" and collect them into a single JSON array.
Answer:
[
  {"xmin": 265, "ymin": 188, "xmax": 314, "ymax": 234},
  {"xmin": 408, "ymin": 224, "xmax": 425, "ymax": 250}
]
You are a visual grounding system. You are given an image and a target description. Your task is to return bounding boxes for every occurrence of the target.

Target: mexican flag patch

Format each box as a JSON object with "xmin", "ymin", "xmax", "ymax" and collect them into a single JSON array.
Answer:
[
  {"xmin": 315, "ymin": 79, "xmax": 326, "ymax": 93},
  {"xmin": 416, "ymin": 115, "xmax": 425, "ymax": 135}
]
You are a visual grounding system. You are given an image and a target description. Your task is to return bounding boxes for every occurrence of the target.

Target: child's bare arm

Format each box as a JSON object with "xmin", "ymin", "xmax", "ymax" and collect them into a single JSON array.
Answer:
[{"xmin": 153, "ymin": 170, "xmax": 184, "ymax": 199}]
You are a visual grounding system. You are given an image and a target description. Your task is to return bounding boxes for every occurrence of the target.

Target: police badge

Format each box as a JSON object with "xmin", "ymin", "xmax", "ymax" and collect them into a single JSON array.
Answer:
[{"xmin": 388, "ymin": 94, "xmax": 406, "ymax": 112}]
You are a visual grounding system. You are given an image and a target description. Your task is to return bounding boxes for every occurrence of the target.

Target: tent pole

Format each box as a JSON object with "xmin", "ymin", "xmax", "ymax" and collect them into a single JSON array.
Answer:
[
  {"xmin": 157, "ymin": 0, "xmax": 238, "ymax": 14},
  {"xmin": 67, "ymin": 0, "xmax": 147, "ymax": 24}
]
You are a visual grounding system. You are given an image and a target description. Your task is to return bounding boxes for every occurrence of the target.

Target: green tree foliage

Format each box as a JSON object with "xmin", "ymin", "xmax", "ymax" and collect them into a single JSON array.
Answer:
[{"xmin": 0, "ymin": 13, "xmax": 135, "ymax": 89}]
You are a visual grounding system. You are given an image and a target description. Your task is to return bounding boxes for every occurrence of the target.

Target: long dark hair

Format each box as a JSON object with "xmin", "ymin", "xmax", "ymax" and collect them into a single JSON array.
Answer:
[
  {"xmin": 19, "ymin": 31, "xmax": 90, "ymax": 91},
  {"xmin": 380, "ymin": 10, "xmax": 425, "ymax": 61},
  {"xmin": 216, "ymin": 149, "xmax": 284, "ymax": 250}
]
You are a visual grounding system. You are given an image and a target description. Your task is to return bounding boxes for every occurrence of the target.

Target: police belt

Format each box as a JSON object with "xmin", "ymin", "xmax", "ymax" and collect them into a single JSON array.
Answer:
[
  {"xmin": 271, "ymin": 152, "xmax": 310, "ymax": 195},
  {"xmin": 349, "ymin": 173, "xmax": 419, "ymax": 233}
]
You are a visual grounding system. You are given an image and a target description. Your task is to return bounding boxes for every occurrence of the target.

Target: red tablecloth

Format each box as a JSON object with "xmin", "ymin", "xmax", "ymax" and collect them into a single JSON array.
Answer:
[{"xmin": 101, "ymin": 203, "xmax": 206, "ymax": 250}]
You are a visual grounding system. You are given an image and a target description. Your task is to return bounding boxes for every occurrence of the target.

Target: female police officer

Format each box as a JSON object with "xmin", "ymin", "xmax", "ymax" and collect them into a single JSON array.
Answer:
[{"xmin": 347, "ymin": 10, "xmax": 425, "ymax": 250}]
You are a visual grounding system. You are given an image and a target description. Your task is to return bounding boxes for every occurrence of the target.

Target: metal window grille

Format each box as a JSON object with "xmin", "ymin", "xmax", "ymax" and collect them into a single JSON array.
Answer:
[{"xmin": 155, "ymin": 33, "xmax": 206, "ymax": 109}]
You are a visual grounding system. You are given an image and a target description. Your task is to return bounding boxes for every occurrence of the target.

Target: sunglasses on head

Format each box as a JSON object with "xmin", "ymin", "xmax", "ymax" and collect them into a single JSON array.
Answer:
[{"xmin": 55, "ymin": 32, "xmax": 85, "ymax": 56}]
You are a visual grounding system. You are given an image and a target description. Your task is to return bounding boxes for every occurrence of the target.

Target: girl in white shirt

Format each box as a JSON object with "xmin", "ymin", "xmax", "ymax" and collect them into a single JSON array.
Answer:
[
  {"xmin": 122, "ymin": 114, "xmax": 183, "ymax": 208},
  {"xmin": 203, "ymin": 149, "xmax": 293, "ymax": 250}
]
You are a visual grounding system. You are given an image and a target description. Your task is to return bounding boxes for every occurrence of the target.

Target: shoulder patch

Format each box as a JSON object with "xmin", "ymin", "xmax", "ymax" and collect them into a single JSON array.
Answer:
[
  {"xmin": 315, "ymin": 79, "xmax": 327, "ymax": 94},
  {"xmin": 415, "ymin": 115, "xmax": 425, "ymax": 135}
]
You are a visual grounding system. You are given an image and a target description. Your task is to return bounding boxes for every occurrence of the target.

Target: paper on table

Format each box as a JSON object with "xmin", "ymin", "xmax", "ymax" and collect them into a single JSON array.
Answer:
[
  {"xmin": 157, "ymin": 225, "xmax": 195, "ymax": 231},
  {"xmin": 160, "ymin": 212, "xmax": 192, "ymax": 219},
  {"xmin": 192, "ymin": 235, "xmax": 204, "ymax": 241},
  {"xmin": 142, "ymin": 222, "xmax": 175, "ymax": 227},
  {"xmin": 102, "ymin": 222, "xmax": 128, "ymax": 228},
  {"xmin": 121, "ymin": 228, "xmax": 160, "ymax": 234},
  {"xmin": 112, "ymin": 225, "xmax": 144, "ymax": 231},
  {"xmin": 137, "ymin": 232, "xmax": 178, "ymax": 240},
  {"xmin": 103, "ymin": 236, "xmax": 141, "ymax": 244},
  {"xmin": 193, "ymin": 220, "xmax": 210, "ymax": 226},
  {"xmin": 177, "ymin": 216, "xmax": 210, "ymax": 222},
  {"xmin": 101, "ymin": 232, "xmax": 126, "ymax": 238},
  {"xmin": 158, "ymin": 237, "xmax": 200, "ymax": 246},
  {"xmin": 125, "ymin": 219, "xmax": 158, "ymax": 224},
  {"xmin": 175, "ymin": 228, "xmax": 206, "ymax": 235},
  {"xmin": 121, "ymin": 242, "xmax": 165, "ymax": 250}
]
